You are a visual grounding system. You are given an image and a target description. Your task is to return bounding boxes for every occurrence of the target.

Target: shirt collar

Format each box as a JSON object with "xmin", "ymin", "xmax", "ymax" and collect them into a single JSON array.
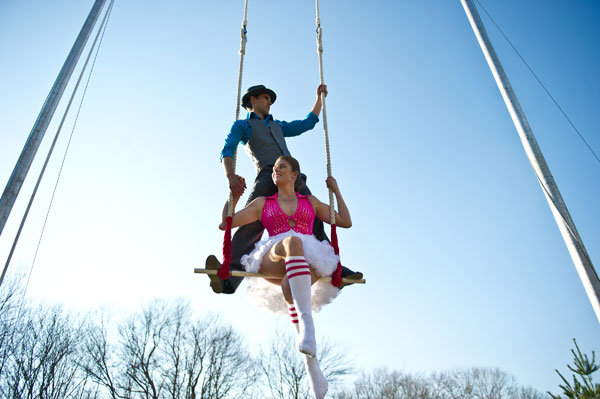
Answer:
[{"xmin": 247, "ymin": 111, "xmax": 274, "ymax": 122}]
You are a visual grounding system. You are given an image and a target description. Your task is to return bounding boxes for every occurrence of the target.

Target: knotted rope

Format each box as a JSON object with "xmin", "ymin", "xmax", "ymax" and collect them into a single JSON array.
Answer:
[
  {"xmin": 315, "ymin": 0, "xmax": 342, "ymax": 287},
  {"xmin": 219, "ymin": 0, "xmax": 249, "ymax": 280}
]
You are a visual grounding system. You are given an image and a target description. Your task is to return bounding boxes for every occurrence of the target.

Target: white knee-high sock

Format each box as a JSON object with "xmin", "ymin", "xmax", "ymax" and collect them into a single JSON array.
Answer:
[
  {"xmin": 289, "ymin": 301, "xmax": 327, "ymax": 398},
  {"xmin": 285, "ymin": 256, "xmax": 316, "ymax": 357},
  {"xmin": 304, "ymin": 356, "xmax": 328, "ymax": 399},
  {"xmin": 288, "ymin": 299, "xmax": 326, "ymax": 398}
]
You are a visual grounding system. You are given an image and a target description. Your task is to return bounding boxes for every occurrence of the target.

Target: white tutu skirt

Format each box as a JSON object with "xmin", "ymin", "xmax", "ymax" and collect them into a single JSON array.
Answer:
[{"xmin": 241, "ymin": 230, "xmax": 340, "ymax": 315}]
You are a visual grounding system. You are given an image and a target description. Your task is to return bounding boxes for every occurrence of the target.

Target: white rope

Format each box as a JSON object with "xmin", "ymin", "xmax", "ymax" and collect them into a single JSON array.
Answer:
[
  {"xmin": 0, "ymin": 0, "xmax": 115, "ymax": 289},
  {"xmin": 315, "ymin": 0, "xmax": 335, "ymax": 224},
  {"xmin": 227, "ymin": 0, "xmax": 249, "ymax": 218}
]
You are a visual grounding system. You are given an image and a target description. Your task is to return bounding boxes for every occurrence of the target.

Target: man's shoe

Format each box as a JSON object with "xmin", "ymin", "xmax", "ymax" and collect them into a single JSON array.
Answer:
[
  {"xmin": 341, "ymin": 266, "xmax": 363, "ymax": 280},
  {"xmin": 205, "ymin": 255, "xmax": 223, "ymax": 294},
  {"xmin": 340, "ymin": 266, "xmax": 363, "ymax": 289}
]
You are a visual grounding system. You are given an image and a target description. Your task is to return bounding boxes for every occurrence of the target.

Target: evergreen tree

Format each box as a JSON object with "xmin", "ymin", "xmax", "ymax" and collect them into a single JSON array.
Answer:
[{"xmin": 550, "ymin": 339, "xmax": 600, "ymax": 399}]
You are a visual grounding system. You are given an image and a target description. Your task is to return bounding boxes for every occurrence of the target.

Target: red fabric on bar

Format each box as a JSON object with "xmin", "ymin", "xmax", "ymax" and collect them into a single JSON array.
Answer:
[
  {"xmin": 330, "ymin": 224, "xmax": 342, "ymax": 287},
  {"xmin": 218, "ymin": 216, "xmax": 233, "ymax": 280}
]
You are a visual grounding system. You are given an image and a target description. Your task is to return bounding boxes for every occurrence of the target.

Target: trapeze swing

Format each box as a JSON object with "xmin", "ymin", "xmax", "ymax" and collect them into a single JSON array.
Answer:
[{"xmin": 194, "ymin": 0, "xmax": 365, "ymax": 290}]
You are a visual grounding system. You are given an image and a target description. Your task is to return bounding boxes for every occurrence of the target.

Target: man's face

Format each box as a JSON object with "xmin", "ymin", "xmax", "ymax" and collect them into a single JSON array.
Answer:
[{"xmin": 250, "ymin": 93, "xmax": 272, "ymax": 116}]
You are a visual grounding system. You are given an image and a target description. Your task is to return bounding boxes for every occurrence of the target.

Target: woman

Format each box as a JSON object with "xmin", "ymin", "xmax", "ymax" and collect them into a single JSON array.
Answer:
[{"xmin": 219, "ymin": 155, "xmax": 351, "ymax": 399}]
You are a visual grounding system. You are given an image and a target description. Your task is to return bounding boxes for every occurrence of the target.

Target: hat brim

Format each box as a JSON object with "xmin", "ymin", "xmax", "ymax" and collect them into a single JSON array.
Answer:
[{"xmin": 242, "ymin": 88, "xmax": 277, "ymax": 109}]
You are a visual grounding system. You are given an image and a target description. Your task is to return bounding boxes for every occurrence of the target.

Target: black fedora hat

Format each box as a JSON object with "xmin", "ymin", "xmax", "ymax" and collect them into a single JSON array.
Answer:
[{"xmin": 241, "ymin": 85, "xmax": 277, "ymax": 109}]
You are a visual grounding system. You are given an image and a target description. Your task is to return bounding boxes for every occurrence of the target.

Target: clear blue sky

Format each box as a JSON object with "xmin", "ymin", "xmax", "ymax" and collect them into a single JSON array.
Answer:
[{"xmin": 1, "ymin": 0, "xmax": 599, "ymax": 393}]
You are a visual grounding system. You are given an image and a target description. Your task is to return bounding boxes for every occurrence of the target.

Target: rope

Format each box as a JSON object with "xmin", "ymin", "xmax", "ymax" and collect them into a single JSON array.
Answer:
[
  {"xmin": 219, "ymin": 0, "xmax": 249, "ymax": 280},
  {"xmin": 24, "ymin": 0, "xmax": 115, "ymax": 299},
  {"xmin": 472, "ymin": 0, "xmax": 599, "ymax": 283},
  {"xmin": 315, "ymin": 0, "xmax": 334, "ymax": 221},
  {"xmin": 315, "ymin": 0, "xmax": 342, "ymax": 287},
  {"xmin": 533, "ymin": 169, "xmax": 599, "ymax": 282},
  {"xmin": 474, "ymin": 0, "xmax": 600, "ymax": 167},
  {"xmin": 472, "ymin": 2, "xmax": 599, "ymax": 286},
  {"xmin": 0, "ymin": 0, "xmax": 115, "ymax": 289}
]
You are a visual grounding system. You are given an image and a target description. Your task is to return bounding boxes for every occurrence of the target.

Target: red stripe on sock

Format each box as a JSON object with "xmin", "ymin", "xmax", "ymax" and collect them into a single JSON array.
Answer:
[
  {"xmin": 288, "ymin": 271, "xmax": 311, "ymax": 279},
  {"xmin": 291, "ymin": 320, "xmax": 299, "ymax": 324},
  {"xmin": 285, "ymin": 266, "xmax": 310, "ymax": 273},
  {"xmin": 286, "ymin": 264, "xmax": 309, "ymax": 271},
  {"xmin": 289, "ymin": 313, "xmax": 298, "ymax": 318},
  {"xmin": 285, "ymin": 259, "xmax": 307, "ymax": 265},
  {"xmin": 285, "ymin": 264, "xmax": 308, "ymax": 271}
]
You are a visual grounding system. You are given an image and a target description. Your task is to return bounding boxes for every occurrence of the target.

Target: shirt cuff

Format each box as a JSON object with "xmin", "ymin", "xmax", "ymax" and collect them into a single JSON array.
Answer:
[{"xmin": 220, "ymin": 150, "xmax": 234, "ymax": 162}]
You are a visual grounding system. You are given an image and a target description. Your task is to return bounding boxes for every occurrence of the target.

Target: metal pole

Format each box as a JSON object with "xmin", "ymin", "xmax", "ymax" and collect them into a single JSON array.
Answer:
[
  {"xmin": 460, "ymin": 0, "xmax": 600, "ymax": 324},
  {"xmin": 0, "ymin": 0, "xmax": 107, "ymax": 237}
]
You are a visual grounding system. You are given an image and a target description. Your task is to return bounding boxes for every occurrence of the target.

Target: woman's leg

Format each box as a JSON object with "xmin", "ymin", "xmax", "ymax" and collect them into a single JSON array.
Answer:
[
  {"xmin": 304, "ymin": 356, "xmax": 328, "ymax": 399},
  {"xmin": 263, "ymin": 237, "xmax": 327, "ymax": 398},
  {"xmin": 285, "ymin": 302, "xmax": 328, "ymax": 399},
  {"xmin": 261, "ymin": 236, "xmax": 317, "ymax": 357}
]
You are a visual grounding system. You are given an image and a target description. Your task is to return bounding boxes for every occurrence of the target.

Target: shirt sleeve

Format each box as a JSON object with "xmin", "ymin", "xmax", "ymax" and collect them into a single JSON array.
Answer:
[
  {"xmin": 278, "ymin": 112, "xmax": 320, "ymax": 138},
  {"xmin": 220, "ymin": 120, "xmax": 250, "ymax": 161}
]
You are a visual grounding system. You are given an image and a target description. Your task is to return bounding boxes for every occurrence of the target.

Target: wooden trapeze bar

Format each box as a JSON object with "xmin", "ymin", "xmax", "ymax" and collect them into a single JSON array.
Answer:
[{"xmin": 194, "ymin": 268, "xmax": 366, "ymax": 284}]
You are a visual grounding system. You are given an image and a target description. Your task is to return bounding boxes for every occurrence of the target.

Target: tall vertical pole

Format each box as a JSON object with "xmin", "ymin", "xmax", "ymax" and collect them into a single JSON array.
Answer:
[
  {"xmin": 460, "ymin": 0, "xmax": 600, "ymax": 324},
  {"xmin": 0, "ymin": 0, "xmax": 107, "ymax": 237}
]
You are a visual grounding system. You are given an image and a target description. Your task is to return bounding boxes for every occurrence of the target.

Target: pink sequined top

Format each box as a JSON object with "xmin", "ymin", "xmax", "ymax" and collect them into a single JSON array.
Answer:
[{"xmin": 262, "ymin": 192, "xmax": 315, "ymax": 236}]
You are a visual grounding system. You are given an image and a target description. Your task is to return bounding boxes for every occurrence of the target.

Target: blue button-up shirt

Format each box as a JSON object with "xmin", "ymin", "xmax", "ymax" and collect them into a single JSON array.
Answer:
[{"xmin": 220, "ymin": 111, "xmax": 319, "ymax": 160}]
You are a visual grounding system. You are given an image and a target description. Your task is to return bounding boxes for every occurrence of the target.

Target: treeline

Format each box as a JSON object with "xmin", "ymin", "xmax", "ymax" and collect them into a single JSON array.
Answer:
[
  {"xmin": 335, "ymin": 368, "xmax": 546, "ymax": 399},
  {"xmin": 0, "ymin": 278, "xmax": 547, "ymax": 399}
]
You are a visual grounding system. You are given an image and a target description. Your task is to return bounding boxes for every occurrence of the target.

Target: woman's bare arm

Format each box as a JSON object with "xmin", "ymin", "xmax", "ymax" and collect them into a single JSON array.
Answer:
[
  {"xmin": 312, "ymin": 176, "xmax": 352, "ymax": 228},
  {"xmin": 219, "ymin": 196, "xmax": 265, "ymax": 230}
]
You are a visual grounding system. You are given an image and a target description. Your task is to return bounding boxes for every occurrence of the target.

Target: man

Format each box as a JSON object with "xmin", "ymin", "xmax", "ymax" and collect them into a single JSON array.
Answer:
[{"xmin": 211, "ymin": 83, "xmax": 361, "ymax": 294}]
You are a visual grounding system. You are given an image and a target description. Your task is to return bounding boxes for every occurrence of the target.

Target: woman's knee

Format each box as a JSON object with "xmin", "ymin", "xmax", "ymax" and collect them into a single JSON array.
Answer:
[{"xmin": 282, "ymin": 236, "xmax": 304, "ymax": 254}]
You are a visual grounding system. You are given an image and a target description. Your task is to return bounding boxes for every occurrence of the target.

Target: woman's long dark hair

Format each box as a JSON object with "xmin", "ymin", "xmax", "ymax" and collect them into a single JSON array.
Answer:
[{"xmin": 276, "ymin": 155, "xmax": 302, "ymax": 192}]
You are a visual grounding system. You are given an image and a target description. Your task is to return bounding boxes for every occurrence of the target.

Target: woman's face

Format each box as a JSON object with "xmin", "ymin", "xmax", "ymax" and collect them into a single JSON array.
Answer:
[{"xmin": 272, "ymin": 159, "xmax": 298, "ymax": 187}]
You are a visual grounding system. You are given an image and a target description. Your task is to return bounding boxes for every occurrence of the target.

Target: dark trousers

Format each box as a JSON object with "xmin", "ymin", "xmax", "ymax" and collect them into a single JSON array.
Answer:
[{"xmin": 222, "ymin": 166, "xmax": 329, "ymax": 294}]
